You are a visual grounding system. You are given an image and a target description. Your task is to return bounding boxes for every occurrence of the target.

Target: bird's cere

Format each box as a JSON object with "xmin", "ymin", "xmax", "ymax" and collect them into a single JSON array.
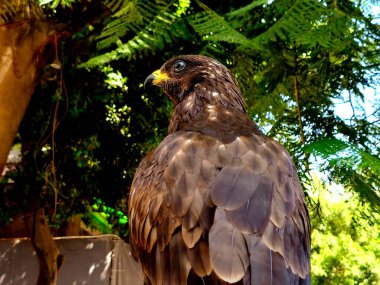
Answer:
[{"xmin": 152, "ymin": 69, "xmax": 169, "ymax": 85}]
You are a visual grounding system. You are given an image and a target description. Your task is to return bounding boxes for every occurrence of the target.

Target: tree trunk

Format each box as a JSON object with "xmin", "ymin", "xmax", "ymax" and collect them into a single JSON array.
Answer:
[
  {"xmin": 0, "ymin": 4, "xmax": 50, "ymax": 174},
  {"xmin": 24, "ymin": 208, "xmax": 61, "ymax": 285},
  {"xmin": 0, "ymin": 2, "xmax": 59, "ymax": 284}
]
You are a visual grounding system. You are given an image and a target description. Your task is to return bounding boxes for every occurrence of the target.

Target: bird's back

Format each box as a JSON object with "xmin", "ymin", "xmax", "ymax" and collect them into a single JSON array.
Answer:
[{"xmin": 128, "ymin": 109, "xmax": 310, "ymax": 285}]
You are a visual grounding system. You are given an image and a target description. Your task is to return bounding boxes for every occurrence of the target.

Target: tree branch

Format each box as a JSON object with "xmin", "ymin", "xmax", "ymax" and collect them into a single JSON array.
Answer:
[{"xmin": 293, "ymin": 47, "xmax": 306, "ymax": 144}]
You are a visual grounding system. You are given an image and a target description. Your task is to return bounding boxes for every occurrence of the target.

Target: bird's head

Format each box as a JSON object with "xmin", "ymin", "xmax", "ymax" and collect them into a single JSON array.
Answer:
[{"xmin": 144, "ymin": 55, "xmax": 245, "ymax": 112}]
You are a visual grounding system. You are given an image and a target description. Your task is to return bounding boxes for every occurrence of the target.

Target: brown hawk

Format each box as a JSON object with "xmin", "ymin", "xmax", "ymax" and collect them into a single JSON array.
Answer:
[{"xmin": 128, "ymin": 55, "xmax": 311, "ymax": 285}]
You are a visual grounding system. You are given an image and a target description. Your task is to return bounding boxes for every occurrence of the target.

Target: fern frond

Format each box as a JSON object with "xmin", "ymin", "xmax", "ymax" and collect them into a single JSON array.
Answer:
[
  {"xmin": 188, "ymin": 2, "xmax": 250, "ymax": 46},
  {"xmin": 103, "ymin": 0, "xmax": 129, "ymax": 13},
  {"xmin": 304, "ymin": 138, "xmax": 380, "ymax": 207},
  {"xmin": 80, "ymin": 13, "xmax": 189, "ymax": 68},
  {"xmin": 0, "ymin": 0, "xmax": 44, "ymax": 24},
  {"xmin": 0, "ymin": 1, "xmax": 16, "ymax": 23},
  {"xmin": 305, "ymin": 138, "xmax": 348, "ymax": 160},
  {"xmin": 97, "ymin": 0, "xmax": 176, "ymax": 50},
  {"xmin": 305, "ymin": 138, "xmax": 380, "ymax": 173},
  {"xmin": 249, "ymin": 0, "xmax": 339, "ymax": 49},
  {"xmin": 196, "ymin": 42, "xmax": 231, "ymax": 64},
  {"xmin": 226, "ymin": 0, "xmax": 268, "ymax": 19},
  {"xmin": 233, "ymin": 54, "xmax": 257, "ymax": 93},
  {"xmin": 339, "ymin": 169, "xmax": 380, "ymax": 209}
]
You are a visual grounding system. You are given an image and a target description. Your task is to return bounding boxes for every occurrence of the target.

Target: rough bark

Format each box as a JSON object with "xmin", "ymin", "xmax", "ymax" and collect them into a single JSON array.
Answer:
[{"xmin": 0, "ymin": 7, "xmax": 50, "ymax": 174}]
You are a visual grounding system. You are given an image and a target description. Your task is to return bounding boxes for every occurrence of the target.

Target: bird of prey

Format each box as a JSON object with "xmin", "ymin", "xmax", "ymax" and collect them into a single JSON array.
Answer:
[{"xmin": 128, "ymin": 55, "xmax": 311, "ymax": 285}]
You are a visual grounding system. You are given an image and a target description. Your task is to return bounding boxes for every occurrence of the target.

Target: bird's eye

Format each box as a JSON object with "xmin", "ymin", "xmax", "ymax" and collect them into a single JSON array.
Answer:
[{"xmin": 173, "ymin": 60, "xmax": 186, "ymax": 72}]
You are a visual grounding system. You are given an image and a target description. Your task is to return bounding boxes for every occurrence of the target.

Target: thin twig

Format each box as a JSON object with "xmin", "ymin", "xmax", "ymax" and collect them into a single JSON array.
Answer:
[
  {"xmin": 293, "ymin": 47, "xmax": 306, "ymax": 144},
  {"xmin": 293, "ymin": 45, "xmax": 309, "ymax": 172},
  {"xmin": 51, "ymin": 34, "xmax": 60, "ymax": 218}
]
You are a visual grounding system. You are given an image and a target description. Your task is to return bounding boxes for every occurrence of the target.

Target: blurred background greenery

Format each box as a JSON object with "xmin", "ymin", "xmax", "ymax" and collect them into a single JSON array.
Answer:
[{"xmin": 0, "ymin": 0, "xmax": 379, "ymax": 283}]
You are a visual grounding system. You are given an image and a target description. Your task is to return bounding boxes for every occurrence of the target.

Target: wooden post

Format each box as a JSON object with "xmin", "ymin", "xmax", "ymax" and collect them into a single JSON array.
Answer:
[{"xmin": 24, "ymin": 208, "xmax": 62, "ymax": 285}]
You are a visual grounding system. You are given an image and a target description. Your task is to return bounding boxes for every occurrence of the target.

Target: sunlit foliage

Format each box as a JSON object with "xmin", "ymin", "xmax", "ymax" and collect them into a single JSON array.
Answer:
[{"xmin": 310, "ymin": 177, "xmax": 380, "ymax": 284}]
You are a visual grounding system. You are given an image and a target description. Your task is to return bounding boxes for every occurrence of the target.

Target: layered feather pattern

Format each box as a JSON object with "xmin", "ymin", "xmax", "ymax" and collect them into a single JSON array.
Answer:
[{"xmin": 128, "ymin": 55, "xmax": 310, "ymax": 284}]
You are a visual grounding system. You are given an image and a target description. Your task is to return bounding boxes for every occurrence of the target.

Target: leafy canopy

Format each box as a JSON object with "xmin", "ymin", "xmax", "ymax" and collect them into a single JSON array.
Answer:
[{"xmin": 0, "ymin": 0, "xmax": 379, "ymax": 241}]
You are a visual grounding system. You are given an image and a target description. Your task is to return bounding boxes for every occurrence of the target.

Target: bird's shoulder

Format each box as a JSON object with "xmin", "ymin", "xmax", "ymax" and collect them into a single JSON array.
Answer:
[
  {"xmin": 132, "ymin": 113, "xmax": 293, "ymax": 195},
  {"xmin": 129, "ymin": 117, "xmax": 311, "ymax": 283}
]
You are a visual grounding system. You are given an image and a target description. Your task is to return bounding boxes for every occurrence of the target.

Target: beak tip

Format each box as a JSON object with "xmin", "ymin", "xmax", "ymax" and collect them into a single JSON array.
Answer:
[{"xmin": 144, "ymin": 74, "xmax": 155, "ymax": 89}]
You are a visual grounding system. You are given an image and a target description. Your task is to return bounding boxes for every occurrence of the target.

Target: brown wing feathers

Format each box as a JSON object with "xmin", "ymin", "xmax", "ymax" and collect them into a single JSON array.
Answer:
[{"xmin": 128, "ymin": 55, "xmax": 311, "ymax": 284}]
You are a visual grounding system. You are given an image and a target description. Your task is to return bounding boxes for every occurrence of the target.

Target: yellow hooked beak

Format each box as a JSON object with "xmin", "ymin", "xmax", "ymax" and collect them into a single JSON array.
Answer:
[{"xmin": 144, "ymin": 69, "xmax": 170, "ymax": 88}]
